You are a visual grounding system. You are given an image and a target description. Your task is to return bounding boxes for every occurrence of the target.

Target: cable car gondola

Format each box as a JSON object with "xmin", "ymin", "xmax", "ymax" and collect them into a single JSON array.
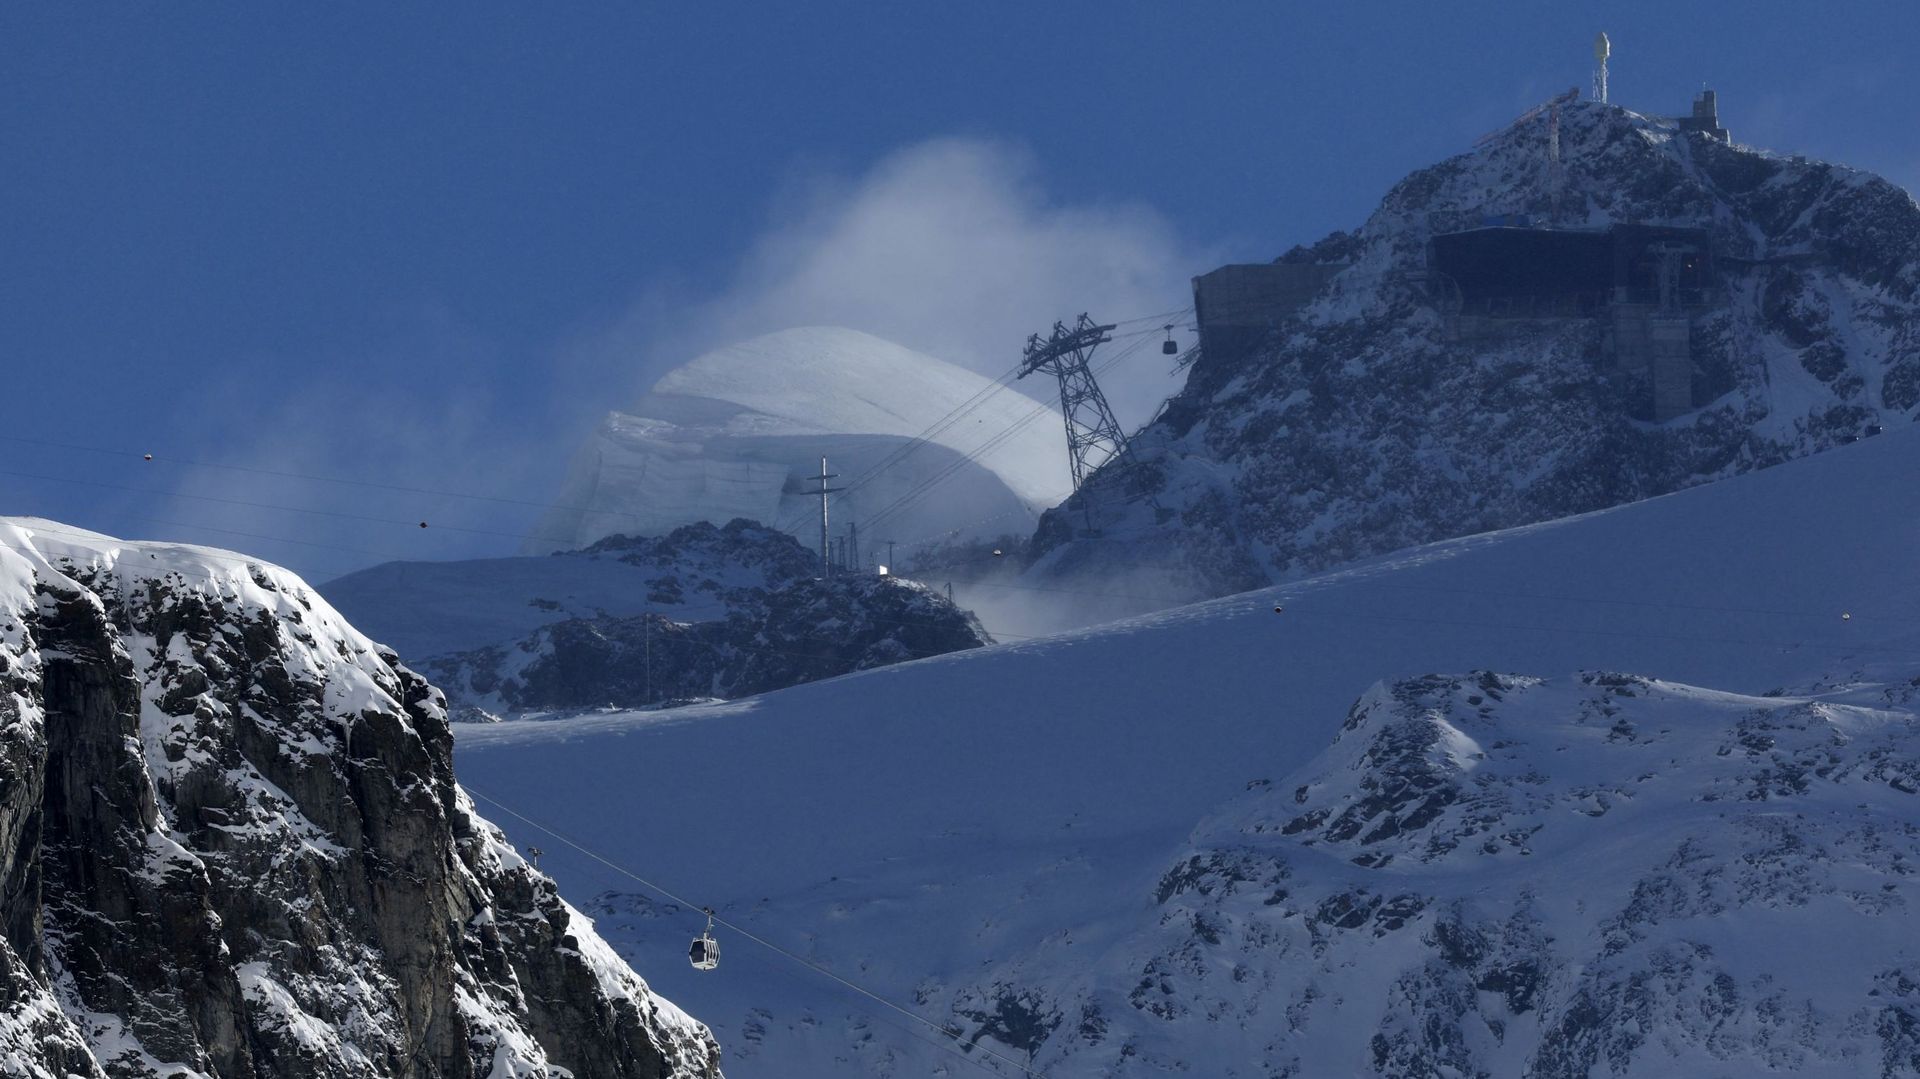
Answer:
[
  {"xmin": 690, "ymin": 908, "xmax": 720, "ymax": 971},
  {"xmin": 1161, "ymin": 324, "xmax": 1179, "ymax": 355}
]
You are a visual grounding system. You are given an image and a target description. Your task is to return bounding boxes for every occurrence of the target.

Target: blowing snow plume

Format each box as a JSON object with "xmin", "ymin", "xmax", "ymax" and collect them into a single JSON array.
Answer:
[
  {"xmin": 526, "ymin": 326, "xmax": 1071, "ymax": 558},
  {"xmin": 577, "ymin": 137, "xmax": 1209, "ymax": 434}
]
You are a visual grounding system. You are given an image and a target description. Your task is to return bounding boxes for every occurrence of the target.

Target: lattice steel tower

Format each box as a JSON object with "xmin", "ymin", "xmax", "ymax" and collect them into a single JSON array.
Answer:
[{"xmin": 1019, "ymin": 314, "xmax": 1128, "ymax": 490}]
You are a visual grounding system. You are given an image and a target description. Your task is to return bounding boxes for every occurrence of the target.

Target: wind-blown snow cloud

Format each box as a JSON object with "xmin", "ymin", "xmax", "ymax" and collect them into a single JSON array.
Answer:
[
  {"xmin": 580, "ymin": 137, "xmax": 1215, "ymax": 427},
  {"xmin": 130, "ymin": 138, "xmax": 1212, "ymax": 583}
]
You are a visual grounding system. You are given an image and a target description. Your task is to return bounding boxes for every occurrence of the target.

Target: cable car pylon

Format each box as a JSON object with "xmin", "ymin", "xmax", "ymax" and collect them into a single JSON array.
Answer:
[{"xmin": 1018, "ymin": 314, "xmax": 1129, "ymax": 491}]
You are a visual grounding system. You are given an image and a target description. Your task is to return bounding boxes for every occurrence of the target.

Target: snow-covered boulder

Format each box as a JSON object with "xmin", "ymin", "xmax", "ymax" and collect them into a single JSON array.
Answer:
[{"xmin": 528, "ymin": 326, "xmax": 1072, "ymax": 555}]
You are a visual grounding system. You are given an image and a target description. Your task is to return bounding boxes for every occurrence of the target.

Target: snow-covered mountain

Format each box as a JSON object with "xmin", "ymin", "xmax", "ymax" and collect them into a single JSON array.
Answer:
[
  {"xmin": 994, "ymin": 671, "xmax": 1920, "ymax": 1077},
  {"xmin": 325, "ymin": 519, "xmax": 988, "ymax": 720},
  {"xmin": 452, "ymin": 421, "xmax": 1920, "ymax": 1078},
  {"xmin": 326, "ymin": 518, "xmax": 819, "ymax": 662},
  {"xmin": 423, "ymin": 570, "xmax": 987, "ymax": 720},
  {"xmin": 0, "ymin": 519, "xmax": 718, "ymax": 1077},
  {"xmin": 1026, "ymin": 95, "xmax": 1920, "ymax": 615},
  {"xmin": 528, "ymin": 327, "xmax": 1071, "ymax": 556}
]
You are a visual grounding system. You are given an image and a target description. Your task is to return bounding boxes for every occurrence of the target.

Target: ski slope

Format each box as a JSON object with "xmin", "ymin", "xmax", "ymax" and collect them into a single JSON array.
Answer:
[{"xmin": 453, "ymin": 424, "xmax": 1920, "ymax": 1077}]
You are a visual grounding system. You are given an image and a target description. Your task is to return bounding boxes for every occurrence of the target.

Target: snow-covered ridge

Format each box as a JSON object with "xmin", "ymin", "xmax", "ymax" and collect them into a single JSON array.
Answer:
[
  {"xmin": 0, "ymin": 517, "xmax": 719, "ymax": 1077},
  {"xmin": 426, "ymin": 572, "xmax": 990, "ymax": 720},
  {"xmin": 327, "ymin": 518, "xmax": 990, "ymax": 720},
  {"xmin": 327, "ymin": 517, "xmax": 825, "ymax": 661},
  {"xmin": 1053, "ymin": 670, "xmax": 1920, "ymax": 1077},
  {"xmin": 1267, "ymin": 670, "xmax": 1920, "ymax": 866}
]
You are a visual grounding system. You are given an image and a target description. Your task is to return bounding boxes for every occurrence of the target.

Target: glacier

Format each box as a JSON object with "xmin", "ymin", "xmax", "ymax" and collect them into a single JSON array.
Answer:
[{"xmin": 526, "ymin": 326, "xmax": 1073, "ymax": 556}]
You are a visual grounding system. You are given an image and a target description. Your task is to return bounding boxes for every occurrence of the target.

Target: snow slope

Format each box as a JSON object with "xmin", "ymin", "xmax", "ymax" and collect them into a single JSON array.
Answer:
[
  {"xmin": 453, "ymin": 422, "xmax": 1920, "ymax": 1075},
  {"xmin": 1073, "ymin": 670, "xmax": 1920, "ymax": 1077},
  {"xmin": 527, "ymin": 327, "xmax": 1072, "ymax": 555}
]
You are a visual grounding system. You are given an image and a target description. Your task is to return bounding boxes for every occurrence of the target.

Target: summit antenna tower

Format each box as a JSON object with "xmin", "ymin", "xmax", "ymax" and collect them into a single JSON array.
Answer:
[
  {"xmin": 1593, "ymin": 32, "xmax": 1610, "ymax": 104},
  {"xmin": 1018, "ymin": 314, "xmax": 1128, "ymax": 491}
]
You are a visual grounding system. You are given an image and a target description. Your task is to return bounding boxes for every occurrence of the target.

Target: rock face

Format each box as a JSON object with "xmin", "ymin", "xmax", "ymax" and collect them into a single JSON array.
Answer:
[
  {"xmin": 1029, "ymin": 97, "xmax": 1920, "ymax": 611},
  {"xmin": 329, "ymin": 520, "xmax": 991, "ymax": 721},
  {"xmin": 953, "ymin": 670, "xmax": 1920, "ymax": 1077},
  {"xmin": 0, "ymin": 518, "xmax": 721, "ymax": 1078}
]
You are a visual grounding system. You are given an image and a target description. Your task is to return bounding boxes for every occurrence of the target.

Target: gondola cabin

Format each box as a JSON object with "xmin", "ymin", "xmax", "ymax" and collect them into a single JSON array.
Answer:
[{"xmin": 690, "ymin": 932, "xmax": 719, "ymax": 971}]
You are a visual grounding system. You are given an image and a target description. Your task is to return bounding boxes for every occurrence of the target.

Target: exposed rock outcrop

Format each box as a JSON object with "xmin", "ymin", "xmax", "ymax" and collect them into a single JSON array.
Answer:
[
  {"xmin": 0, "ymin": 518, "xmax": 721, "ymax": 1078},
  {"xmin": 426, "ymin": 570, "xmax": 989, "ymax": 718},
  {"xmin": 327, "ymin": 520, "xmax": 991, "ymax": 720}
]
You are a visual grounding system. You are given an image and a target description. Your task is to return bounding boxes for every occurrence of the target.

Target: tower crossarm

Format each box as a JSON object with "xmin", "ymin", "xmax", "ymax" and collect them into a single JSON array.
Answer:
[
  {"xmin": 1018, "ymin": 314, "xmax": 1118, "ymax": 380},
  {"xmin": 1017, "ymin": 313, "xmax": 1129, "ymax": 491}
]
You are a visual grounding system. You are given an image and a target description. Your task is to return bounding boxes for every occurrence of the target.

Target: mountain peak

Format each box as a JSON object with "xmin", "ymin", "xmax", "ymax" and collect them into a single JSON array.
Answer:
[{"xmin": 1026, "ymin": 93, "xmax": 1920, "ymax": 613}]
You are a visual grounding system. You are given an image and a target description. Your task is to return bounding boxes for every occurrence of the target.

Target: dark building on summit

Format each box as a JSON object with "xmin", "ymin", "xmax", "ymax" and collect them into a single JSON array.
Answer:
[
  {"xmin": 1188, "ymin": 89, "xmax": 1736, "ymax": 422},
  {"xmin": 1429, "ymin": 223, "xmax": 1717, "ymax": 316}
]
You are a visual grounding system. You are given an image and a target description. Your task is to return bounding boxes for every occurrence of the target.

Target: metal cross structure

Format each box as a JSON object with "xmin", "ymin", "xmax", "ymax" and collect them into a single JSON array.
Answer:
[
  {"xmin": 798, "ymin": 457, "xmax": 844, "ymax": 577},
  {"xmin": 1018, "ymin": 314, "xmax": 1129, "ymax": 491},
  {"xmin": 1593, "ymin": 32, "xmax": 1610, "ymax": 104}
]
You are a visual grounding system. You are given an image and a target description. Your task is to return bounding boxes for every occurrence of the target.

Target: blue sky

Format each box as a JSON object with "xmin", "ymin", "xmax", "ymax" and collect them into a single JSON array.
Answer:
[{"xmin": 4, "ymin": 1, "xmax": 1916, "ymax": 580}]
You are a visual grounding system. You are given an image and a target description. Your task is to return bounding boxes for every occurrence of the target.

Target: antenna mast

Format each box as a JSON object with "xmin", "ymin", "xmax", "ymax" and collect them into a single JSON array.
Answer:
[
  {"xmin": 1018, "ymin": 314, "xmax": 1128, "ymax": 491},
  {"xmin": 800, "ymin": 457, "xmax": 844, "ymax": 578},
  {"xmin": 1547, "ymin": 97, "xmax": 1564, "ymax": 219},
  {"xmin": 1592, "ymin": 32, "xmax": 1610, "ymax": 104}
]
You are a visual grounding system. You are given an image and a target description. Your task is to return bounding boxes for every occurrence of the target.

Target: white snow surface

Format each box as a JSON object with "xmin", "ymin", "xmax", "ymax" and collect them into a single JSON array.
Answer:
[
  {"xmin": 455, "ymin": 424, "xmax": 1920, "ymax": 1077},
  {"xmin": 527, "ymin": 327, "xmax": 1072, "ymax": 554}
]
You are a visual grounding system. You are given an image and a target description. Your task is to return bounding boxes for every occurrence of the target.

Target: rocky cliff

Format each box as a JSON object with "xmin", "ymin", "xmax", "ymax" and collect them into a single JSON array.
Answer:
[
  {"xmin": 0, "ymin": 518, "xmax": 721, "ymax": 1078},
  {"xmin": 1029, "ymin": 97, "xmax": 1920, "ymax": 612}
]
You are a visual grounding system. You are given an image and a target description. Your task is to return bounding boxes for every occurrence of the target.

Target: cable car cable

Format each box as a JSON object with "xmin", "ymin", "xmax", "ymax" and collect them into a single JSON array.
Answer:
[
  {"xmin": 497, "ymin": 832, "xmax": 1037, "ymax": 1078},
  {"xmin": 461, "ymin": 784, "xmax": 1051, "ymax": 1078},
  {"xmin": 862, "ymin": 336, "xmax": 1152, "ymax": 535},
  {"xmin": 773, "ymin": 308, "xmax": 1190, "ymax": 538}
]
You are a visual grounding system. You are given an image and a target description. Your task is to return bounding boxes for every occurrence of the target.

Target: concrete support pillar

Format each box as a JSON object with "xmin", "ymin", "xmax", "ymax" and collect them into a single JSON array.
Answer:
[{"xmin": 1649, "ymin": 318, "xmax": 1693, "ymax": 421}]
